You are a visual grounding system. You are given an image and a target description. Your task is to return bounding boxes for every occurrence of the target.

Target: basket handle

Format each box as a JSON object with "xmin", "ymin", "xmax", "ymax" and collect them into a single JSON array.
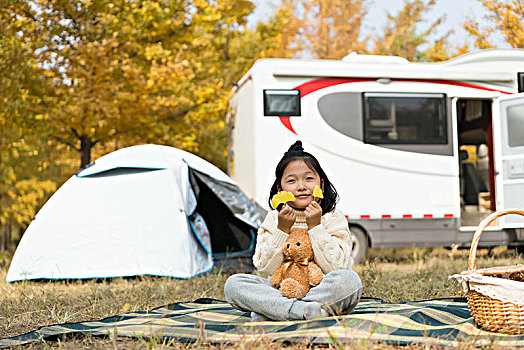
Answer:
[{"xmin": 468, "ymin": 209, "xmax": 524, "ymax": 272}]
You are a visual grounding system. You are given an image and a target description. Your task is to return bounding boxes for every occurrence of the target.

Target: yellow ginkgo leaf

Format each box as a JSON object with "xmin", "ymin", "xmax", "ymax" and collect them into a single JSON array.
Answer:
[
  {"xmin": 313, "ymin": 185, "xmax": 323, "ymax": 199},
  {"xmin": 271, "ymin": 191, "xmax": 296, "ymax": 209}
]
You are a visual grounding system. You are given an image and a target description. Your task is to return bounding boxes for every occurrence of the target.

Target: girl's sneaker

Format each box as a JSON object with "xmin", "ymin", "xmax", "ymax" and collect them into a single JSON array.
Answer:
[
  {"xmin": 303, "ymin": 302, "xmax": 329, "ymax": 320},
  {"xmin": 250, "ymin": 312, "xmax": 271, "ymax": 322}
]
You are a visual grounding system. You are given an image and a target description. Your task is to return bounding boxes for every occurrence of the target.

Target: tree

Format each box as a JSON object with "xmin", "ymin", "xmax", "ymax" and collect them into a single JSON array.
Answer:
[
  {"xmin": 307, "ymin": 0, "xmax": 369, "ymax": 59},
  {"xmin": 0, "ymin": 0, "xmax": 306, "ymax": 252},
  {"xmin": 370, "ymin": 0, "xmax": 453, "ymax": 62},
  {"xmin": 172, "ymin": 0, "xmax": 255, "ymax": 169},
  {"xmin": 30, "ymin": 0, "xmax": 204, "ymax": 168},
  {"xmin": 21, "ymin": 0, "xmax": 275, "ymax": 170},
  {"xmin": 464, "ymin": 0, "xmax": 524, "ymax": 49},
  {"xmin": 0, "ymin": 1, "xmax": 57, "ymax": 249},
  {"xmin": 262, "ymin": 0, "xmax": 305, "ymax": 58},
  {"xmin": 275, "ymin": 0, "xmax": 369, "ymax": 59}
]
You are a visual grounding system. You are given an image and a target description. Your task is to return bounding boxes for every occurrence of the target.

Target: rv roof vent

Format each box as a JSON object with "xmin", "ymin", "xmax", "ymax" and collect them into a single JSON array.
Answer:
[{"xmin": 342, "ymin": 52, "xmax": 409, "ymax": 64}]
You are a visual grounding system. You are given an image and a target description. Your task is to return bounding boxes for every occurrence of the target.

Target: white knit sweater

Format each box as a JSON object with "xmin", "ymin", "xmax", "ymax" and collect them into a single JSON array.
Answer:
[{"xmin": 252, "ymin": 208, "xmax": 354, "ymax": 275}]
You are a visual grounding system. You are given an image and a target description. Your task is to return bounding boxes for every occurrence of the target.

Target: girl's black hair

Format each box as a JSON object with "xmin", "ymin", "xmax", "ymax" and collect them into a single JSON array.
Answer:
[{"xmin": 268, "ymin": 141, "xmax": 338, "ymax": 213}]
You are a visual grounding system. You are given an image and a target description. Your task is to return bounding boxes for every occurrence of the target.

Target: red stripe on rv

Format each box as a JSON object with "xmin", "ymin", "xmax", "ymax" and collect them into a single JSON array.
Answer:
[
  {"xmin": 294, "ymin": 77, "xmax": 514, "ymax": 97},
  {"xmin": 279, "ymin": 78, "xmax": 375, "ymax": 134},
  {"xmin": 351, "ymin": 214, "xmax": 454, "ymax": 219},
  {"xmin": 279, "ymin": 78, "xmax": 514, "ymax": 135},
  {"xmin": 278, "ymin": 116, "xmax": 298, "ymax": 135},
  {"xmin": 398, "ymin": 79, "xmax": 513, "ymax": 95}
]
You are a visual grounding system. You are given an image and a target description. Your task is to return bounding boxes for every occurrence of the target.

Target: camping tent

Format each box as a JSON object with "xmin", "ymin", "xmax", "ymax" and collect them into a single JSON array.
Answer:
[{"xmin": 6, "ymin": 144, "xmax": 262, "ymax": 282}]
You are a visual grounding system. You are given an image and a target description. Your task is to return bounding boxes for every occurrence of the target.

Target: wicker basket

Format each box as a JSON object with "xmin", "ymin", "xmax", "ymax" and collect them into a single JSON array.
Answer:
[{"xmin": 459, "ymin": 209, "xmax": 524, "ymax": 334}]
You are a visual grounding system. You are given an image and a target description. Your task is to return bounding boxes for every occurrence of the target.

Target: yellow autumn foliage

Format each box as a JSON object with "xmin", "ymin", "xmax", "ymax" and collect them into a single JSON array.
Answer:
[
  {"xmin": 313, "ymin": 185, "xmax": 324, "ymax": 200},
  {"xmin": 271, "ymin": 191, "xmax": 297, "ymax": 210},
  {"xmin": 275, "ymin": 0, "xmax": 369, "ymax": 59},
  {"xmin": 3, "ymin": 0, "xmax": 501, "ymax": 250},
  {"xmin": 464, "ymin": 0, "xmax": 524, "ymax": 49},
  {"xmin": 0, "ymin": 1, "xmax": 62, "ymax": 247},
  {"xmin": 0, "ymin": 0, "xmax": 289, "ymax": 246},
  {"xmin": 369, "ymin": 0, "xmax": 455, "ymax": 62}
]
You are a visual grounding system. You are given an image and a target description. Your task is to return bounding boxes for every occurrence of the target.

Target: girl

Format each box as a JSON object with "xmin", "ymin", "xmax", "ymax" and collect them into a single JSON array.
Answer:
[{"xmin": 224, "ymin": 141, "xmax": 362, "ymax": 321}]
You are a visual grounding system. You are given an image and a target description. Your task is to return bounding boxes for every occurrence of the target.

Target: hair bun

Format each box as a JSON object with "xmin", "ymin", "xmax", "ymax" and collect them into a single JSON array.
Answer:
[{"xmin": 287, "ymin": 140, "xmax": 304, "ymax": 153}]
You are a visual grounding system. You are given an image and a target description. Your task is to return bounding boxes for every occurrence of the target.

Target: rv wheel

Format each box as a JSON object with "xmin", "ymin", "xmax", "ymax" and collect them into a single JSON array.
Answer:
[{"xmin": 350, "ymin": 226, "xmax": 368, "ymax": 264}]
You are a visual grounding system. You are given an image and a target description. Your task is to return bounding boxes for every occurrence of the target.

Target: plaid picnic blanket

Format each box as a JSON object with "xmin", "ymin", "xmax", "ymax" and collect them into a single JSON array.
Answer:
[{"xmin": 1, "ymin": 297, "xmax": 524, "ymax": 347}]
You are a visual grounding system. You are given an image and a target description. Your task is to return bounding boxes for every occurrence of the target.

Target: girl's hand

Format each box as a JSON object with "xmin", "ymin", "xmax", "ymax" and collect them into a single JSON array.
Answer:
[
  {"xmin": 277, "ymin": 204, "xmax": 296, "ymax": 233},
  {"xmin": 305, "ymin": 201, "xmax": 322, "ymax": 230}
]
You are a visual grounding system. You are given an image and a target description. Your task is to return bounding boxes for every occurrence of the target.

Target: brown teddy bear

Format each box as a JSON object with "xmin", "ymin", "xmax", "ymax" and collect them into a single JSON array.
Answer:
[{"xmin": 270, "ymin": 227, "xmax": 323, "ymax": 299}]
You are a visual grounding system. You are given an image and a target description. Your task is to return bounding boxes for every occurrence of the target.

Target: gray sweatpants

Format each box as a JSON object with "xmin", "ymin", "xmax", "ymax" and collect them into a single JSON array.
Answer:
[{"xmin": 224, "ymin": 269, "xmax": 362, "ymax": 321}]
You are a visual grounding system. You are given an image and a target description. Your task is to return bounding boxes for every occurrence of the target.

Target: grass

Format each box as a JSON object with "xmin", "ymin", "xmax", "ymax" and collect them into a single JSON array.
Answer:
[{"xmin": 0, "ymin": 246, "xmax": 523, "ymax": 349}]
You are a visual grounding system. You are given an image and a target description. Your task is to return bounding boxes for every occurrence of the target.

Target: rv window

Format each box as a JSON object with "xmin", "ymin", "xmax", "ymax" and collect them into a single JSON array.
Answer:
[
  {"xmin": 263, "ymin": 89, "xmax": 301, "ymax": 116},
  {"xmin": 318, "ymin": 92, "xmax": 363, "ymax": 141},
  {"xmin": 363, "ymin": 93, "xmax": 447, "ymax": 145},
  {"xmin": 507, "ymin": 104, "xmax": 524, "ymax": 147}
]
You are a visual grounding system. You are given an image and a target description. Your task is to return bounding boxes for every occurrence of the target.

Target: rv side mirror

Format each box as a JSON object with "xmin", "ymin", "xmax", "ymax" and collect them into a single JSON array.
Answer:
[
  {"xmin": 263, "ymin": 89, "xmax": 301, "ymax": 116},
  {"xmin": 518, "ymin": 72, "xmax": 524, "ymax": 93}
]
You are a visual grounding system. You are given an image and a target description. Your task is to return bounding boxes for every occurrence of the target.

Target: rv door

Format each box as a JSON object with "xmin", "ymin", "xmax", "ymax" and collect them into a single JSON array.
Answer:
[{"xmin": 493, "ymin": 93, "xmax": 524, "ymax": 227}]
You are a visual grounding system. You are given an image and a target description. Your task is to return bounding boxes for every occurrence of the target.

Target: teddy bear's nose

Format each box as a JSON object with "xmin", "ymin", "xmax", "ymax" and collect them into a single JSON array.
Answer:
[
  {"xmin": 296, "ymin": 242, "xmax": 300, "ymax": 246},
  {"xmin": 287, "ymin": 243, "xmax": 290, "ymax": 248}
]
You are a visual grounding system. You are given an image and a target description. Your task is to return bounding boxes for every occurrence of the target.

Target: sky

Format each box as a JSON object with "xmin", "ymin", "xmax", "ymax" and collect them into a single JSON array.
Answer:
[{"xmin": 248, "ymin": 0, "xmax": 508, "ymax": 51}]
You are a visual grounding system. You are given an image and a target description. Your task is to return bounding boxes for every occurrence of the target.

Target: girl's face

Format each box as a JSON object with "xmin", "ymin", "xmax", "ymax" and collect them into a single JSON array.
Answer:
[{"xmin": 280, "ymin": 160, "xmax": 321, "ymax": 209}]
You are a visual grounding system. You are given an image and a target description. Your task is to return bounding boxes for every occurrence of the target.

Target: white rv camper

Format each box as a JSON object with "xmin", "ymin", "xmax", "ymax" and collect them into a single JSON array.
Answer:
[{"xmin": 227, "ymin": 49, "xmax": 524, "ymax": 263}]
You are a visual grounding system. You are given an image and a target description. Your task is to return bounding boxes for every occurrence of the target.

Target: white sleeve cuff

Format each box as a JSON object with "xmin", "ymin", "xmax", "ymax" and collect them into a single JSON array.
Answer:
[
  {"xmin": 307, "ymin": 224, "xmax": 328, "ymax": 243},
  {"xmin": 272, "ymin": 228, "xmax": 289, "ymax": 249}
]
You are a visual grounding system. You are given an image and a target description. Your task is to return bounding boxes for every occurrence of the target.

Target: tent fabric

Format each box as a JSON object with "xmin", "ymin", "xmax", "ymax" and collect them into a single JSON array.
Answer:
[
  {"xmin": 6, "ymin": 145, "xmax": 261, "ymax": 282},
  {"xmin": 77, "ymin": 144, "xmax": 233, "ymax": 184},
  {"xmin": 191, "ymin": 170, "xmax": 260, "ymax": 229}
]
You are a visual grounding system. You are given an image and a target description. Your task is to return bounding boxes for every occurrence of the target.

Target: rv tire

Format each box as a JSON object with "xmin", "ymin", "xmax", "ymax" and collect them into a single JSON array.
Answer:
[{"xmin": 349, "ymin": 226, "xmax": 368, "ymax": 264}]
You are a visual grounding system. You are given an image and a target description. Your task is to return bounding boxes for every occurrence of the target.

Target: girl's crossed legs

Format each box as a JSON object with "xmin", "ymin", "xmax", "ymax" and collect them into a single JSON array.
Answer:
[{"xmin": 224, "ymin": 269, "xmax": 362, "ymax": 321}]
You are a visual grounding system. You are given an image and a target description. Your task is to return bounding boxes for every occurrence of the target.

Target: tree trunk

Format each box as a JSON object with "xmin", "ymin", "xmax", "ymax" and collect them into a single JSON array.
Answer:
[
  {"xmin": 80, "ymin": 136, "xmax": 92, "ymax": 168},
  {"xmin": 0, "ymin": 130, "xmax": 3, "ymax": 246},
  {"xmin": 79, "ymin": 135, "xmax": 98, "ymax": 168},
  {"xmin": 7, "ymin": 223, "xmax": 11, "ymax": 251},
  {"xmin": 1, "ymin": 225, "xmax": 5, "ymax": 251},
  {"xmin": 19, "ymin": 226, "xmax": 24, "ymax": 244}
]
